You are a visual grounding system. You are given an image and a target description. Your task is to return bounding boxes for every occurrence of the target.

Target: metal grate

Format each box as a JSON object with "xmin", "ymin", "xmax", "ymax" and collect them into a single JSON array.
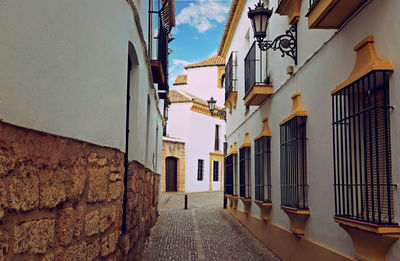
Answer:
[
  {"xmin": 239, "ymin": 147, "xmax": 251, "ymax": 198},
  {"xmin": 225, "ymin": 52, "xmax": 237, "ymax": 101},
  {"xmin": 197, "ymin": 159, "xmax": 204, "ymax": 181},
  {"xmin": 280, "ymin": 116, "xmax": 308, "ymax": 209},
  {"xmin": 255, "ymin": 136, "xmax": 272, "ymax": 202},
  {"xmin": 225, "ymin": 155, "xmax": 234, "ymax": 195},
  {"xmin": 213, "ymin": 161, "xmax": 220, "ymax": 181},
  {"xmin": 244, "ymin": 42, "xmax": 268, "ymax": 95},
  {"xmin": 332, "ymin": 71, "xmax": 395, "ymax": 225}
]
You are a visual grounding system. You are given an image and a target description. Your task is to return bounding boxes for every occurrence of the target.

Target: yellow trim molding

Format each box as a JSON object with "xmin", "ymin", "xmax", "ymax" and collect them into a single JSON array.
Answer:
[
  {"xmin": 226, "ymin": 195, "xmax": 234, "ymax": 208},
  {"xmin": 225, "ymin": 207, "xmax": 352, "ymax": 261},
  {"xmin": 306, "ymin": 0, "xmax": 369, "ymax": 29},
  {"xmin": 217, "ymin": 66, "xmax": 225, "ymax": 89},
  {"xmin": 275, "ymin": 0, "xmax": 302, "ymax": 25},
  {"xmin": 255, "ymin": 201, "xmax": 272, "ymax": 222},
  {"xmin": 239, "ymin": 132, "xmax": 251, "ymax": 149},
  {"xmin": 255, "ymin": 117, "xmax": 272, "ymax": 140},
  {"xmin": 240, "ymin": 197, "xmax": 252, "ymax": 215},
  {"xmin": 334, "ymin": 217, "xmax": 400, "ymax": 261},
  {"xmin": 281, "ymin": 206, "xmax": 310, "ymax": 236},
  {"xmin": 332, "ymin": 36, "xmax": 394, "ymax": 94},
  {"xmin": 279, "ymin": 92, "xmax": 308, "ymax": 125},
  {"xmin": 224, "ymin": 91, "xmax": 238, "ymax": 113},
  {"xmin": 191, "ymin": 102, "xmax": 225, "ymax": 120},
  {"xmin": 243, "ymin": 84, "xmax": 274, "ymax": 106},
  {"xmin": 226, "ymin": 142, "xmax": 239, "ymax": 157},
  {"xmin": 232, "ymin": 195, "xmax": 239, "ymax": 210},
  {"xmin": 219, "ymin": 0, "xmax": 246, "ymax": 58}
]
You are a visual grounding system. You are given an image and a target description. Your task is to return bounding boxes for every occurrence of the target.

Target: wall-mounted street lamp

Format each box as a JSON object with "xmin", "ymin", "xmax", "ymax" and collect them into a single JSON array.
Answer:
[
  {"xmin": 248, "ymin": 1, "xmax": 297, "ymax": 64},
  {"xmin": 207, "ymin": 97, "xmax": 226, "ymax": 121}
]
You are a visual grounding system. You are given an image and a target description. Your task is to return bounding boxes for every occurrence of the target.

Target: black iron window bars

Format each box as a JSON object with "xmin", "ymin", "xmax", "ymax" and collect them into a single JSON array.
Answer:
[
  {"xmin": 213, "ymin": 161, "xmax": 220, "ymax": 181},
  {"xmin": 225, "ymin": 155, "xmax": 234, "ymax": 195},
  {"xmin": 239, "ymin": 147, "xmax": 252, "ymax": 198},
  {"xmin": 225, "ymin": 51, "xmax": 238, "ymax": 101},
  {"xmin": 245, "ymin": 41, "xmax": 269, "ymax": 96},
  {"xmin": 332, "ymin": 71, "xmax": 395, "ymax": 225},
  {"xmin": 197, "ymin": 159, "xmax": 204, "ymax": 181},
  {"xmin": 280, "ymin": 116, "xmax": 308, "ymax": 209},
  {"xmin": 255, "ymin": 136, "xmax": 272, "ymax": 202}
]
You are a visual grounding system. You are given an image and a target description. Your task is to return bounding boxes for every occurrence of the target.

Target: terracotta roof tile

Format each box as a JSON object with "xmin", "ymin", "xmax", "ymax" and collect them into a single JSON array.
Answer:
[
  {"xmin": 173, "ymin": 74, "xmax": 187, "ymax": 85},
  {"xmin": 169, "ymin": 90, "xmax": 191, "ymax": 103},
  {"xmin": 184, "ymin": 56, "xmax": 225, "ymax": 69}
]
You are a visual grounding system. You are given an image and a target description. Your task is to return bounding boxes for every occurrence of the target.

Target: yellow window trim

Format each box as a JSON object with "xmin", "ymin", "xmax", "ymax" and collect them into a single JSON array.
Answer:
[
  {"xmin": 226, "ymin": 141, "xmax": 238, "ymax": 157},
  {"xmin": 255, "ymin": 117, "xmax": 272, "ymax": 140},
  {"xmin": 279, "ymin": 92, "xmax": 308, "ymax": 126},
  {"xmin": 239, "ymin": 132, "xmax": 251, "ymax": 149},
  {"xmin": 332, "ymin": 36, "xmax": 394, "ymax": 94}
]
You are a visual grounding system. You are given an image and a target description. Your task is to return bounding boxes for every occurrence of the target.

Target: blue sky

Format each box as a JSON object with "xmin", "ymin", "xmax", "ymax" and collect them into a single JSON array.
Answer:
[{"xmin": 168, "ymin": 0, "xmax": 231, "ymax": 87}]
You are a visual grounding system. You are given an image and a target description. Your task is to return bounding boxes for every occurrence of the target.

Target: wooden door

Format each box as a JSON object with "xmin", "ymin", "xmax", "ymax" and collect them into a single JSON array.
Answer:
[{"xmin": 166, "ymin": 157, "xmax": 177, "ymax": 192}]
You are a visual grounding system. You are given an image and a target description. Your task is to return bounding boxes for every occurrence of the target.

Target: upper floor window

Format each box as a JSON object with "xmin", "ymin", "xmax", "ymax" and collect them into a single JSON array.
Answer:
[
  {"xmin": 280, "ymin": 116, "xmax": 308, "ymax": 209},
  {"xmin": 244, "ymin": 41, "xmax": 268, "ymax": 95},
  {"xmin": 225, "ymin": 51, "xmax": 237, "ymax": 101},
  {"xmin": 215, "ymin": 125, "xmax": 220, "ymax": 151},
  {"xmin": 332, "ymin": 71, "xmax": 395, "ymax": 224}
]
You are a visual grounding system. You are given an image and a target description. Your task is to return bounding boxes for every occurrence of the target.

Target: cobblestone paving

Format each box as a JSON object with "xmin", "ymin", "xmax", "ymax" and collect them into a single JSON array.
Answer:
[{"xmin": 142, "ymin": 192, "xmax": 281, "ymax": 261}]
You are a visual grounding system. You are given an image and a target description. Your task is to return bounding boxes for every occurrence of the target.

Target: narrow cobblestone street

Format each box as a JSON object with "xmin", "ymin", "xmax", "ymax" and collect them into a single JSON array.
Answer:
[{"xmin": 142, "ymin": 192, "xmax": 280, "ymax": 261}]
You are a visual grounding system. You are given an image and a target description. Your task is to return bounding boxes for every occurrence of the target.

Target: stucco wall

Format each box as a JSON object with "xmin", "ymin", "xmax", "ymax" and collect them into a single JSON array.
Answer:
[
  {"xmin": 0, "ymin": 0, "xmax": 162, "ymax": 173},
  {"xmin": 224, "ymin": 0, "xmax": 400, "ymax": 260}
]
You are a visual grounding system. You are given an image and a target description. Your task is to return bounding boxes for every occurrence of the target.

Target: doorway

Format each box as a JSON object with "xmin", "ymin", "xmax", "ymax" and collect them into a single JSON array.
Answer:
[{"xmin": 166, "ymin": 157, "xmax": 178, "ymax": 192}]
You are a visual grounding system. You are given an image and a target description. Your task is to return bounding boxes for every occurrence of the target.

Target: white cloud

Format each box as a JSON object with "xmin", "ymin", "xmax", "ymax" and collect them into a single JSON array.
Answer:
[
  {"xmin": 169, "ymin": 59, "xmax": 190, "ymax": 74},
  {"xmin": 176, "ymin": 0, "xmax": 229, "ymax": 33}
]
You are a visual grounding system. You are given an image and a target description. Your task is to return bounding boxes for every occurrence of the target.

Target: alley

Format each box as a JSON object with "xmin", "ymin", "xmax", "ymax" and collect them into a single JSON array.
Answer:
[{"xmin": 142, "ymin": 192, "xmax": 280, "ymax": 261}]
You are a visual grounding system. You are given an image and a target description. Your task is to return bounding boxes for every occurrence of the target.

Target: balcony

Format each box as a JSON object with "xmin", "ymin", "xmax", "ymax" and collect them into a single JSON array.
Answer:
[
  {"xmin": 244, "ymin": 42, "xmax": 273, "ymax": 107},
  {"xmin": 276, "ymin": 0, "xmax": 302, "ymax": 25},
  {"xmin": 306, "ymin": 0, "xmax": 368, "ymax": 29},
  {"xmin": 224, "ymin": 52, "xmax": 238, "ymax": 113}
]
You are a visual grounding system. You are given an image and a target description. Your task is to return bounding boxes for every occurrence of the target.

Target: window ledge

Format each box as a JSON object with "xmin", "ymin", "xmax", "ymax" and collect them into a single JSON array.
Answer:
[
  {"xmin": 334, "ymin": 216, "xmax": 400, "ymax": 261},
  {"xmin": 231, "ymin": 195, "xmax": 239, "ymax": 210},
  {"xmin": 244, "ymin": 84, "xmax": 273, "ymax": 106},
  {"xmin": 240, "ymin": 197, "xmax": 252, "ymax": 215},
  {"xmin": 276, "ymin": 0, "xmax": 302, "ymax": 25},
  {"xmin": 255, "ymin": 201, "xmax": 272, "ymax": 222},
  {"xmin": 281, "ymin": 206, "xmax": 310, "ymax": 235},
  {"xmin": 225, "ymin": 91, "xmax": 238, "ymax": 113}
]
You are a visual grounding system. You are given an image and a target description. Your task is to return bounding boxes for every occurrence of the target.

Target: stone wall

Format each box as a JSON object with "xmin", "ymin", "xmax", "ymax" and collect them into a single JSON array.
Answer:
[{"xmin": 0, "ymin": 121, "xmax": 159, "ymax": 260}]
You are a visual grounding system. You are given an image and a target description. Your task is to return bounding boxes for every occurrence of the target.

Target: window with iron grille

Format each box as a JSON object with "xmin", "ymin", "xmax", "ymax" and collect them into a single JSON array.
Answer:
[
  {"xmin": 213, "ymin": 161, "xmax": 219, "ymax": 181},
  {"xmin": 280, "ymin": 116, "xmax": 308, "ymax": 209},
  {"xmin": 225, "ymin": 155, "xmax": 234, "ymax": 195},
  {"xmin": 197, "ymin": 159, "xmax": 204, "ymax": 181},
  {"xmin": 215, "ymin": 125, "xmax": 220, "ymax": 151},
  {"xmin": 239, "ymin": 147, "xmax": 251, "ymax": 198},
  {"xmin": 225, "ymin": 51, "xmax": 237, "ymax": 101},
  {"xmin": 244, "ymin": 41, "xmax": 268, "ymax": 95},
  {"xmin": 255, "ymin": 136, "xmax": 271, "ymax": 202},
  {"xmin": 332, "ymin": 71, "xmax": 395, "ymax": 224}
]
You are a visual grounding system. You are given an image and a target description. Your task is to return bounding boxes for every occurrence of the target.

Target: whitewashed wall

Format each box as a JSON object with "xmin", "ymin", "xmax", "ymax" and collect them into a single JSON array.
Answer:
[
  {"xmin": 224, "ymin": 0, "xmax": 400, "ymax": 259},
  {"xmin": 0, "ymin": 0, "xmax": 163, "ymax": 173}
]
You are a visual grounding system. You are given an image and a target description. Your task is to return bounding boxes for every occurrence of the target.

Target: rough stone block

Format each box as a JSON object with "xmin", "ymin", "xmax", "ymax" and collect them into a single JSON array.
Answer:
[
  {"xmin": 100, "ymin": 231, "xmax": 119, "ymax": 257},
  {"xmin": 88, "ymin": 153, "xmax": 107, "ymax": 167},
  {"xmin": 0, "ymin": 151, "xmax": 14, "ymax": 177},
  {"xmin": 85, "ymin": 211, "xmax": 99, "ymax": 237},
  {"xmin": 40, "ymin": 253, "xmax": 54, "ymax": 261},
  {"xmin": 38, "ymin": 168, "xmax": 66, "ymax": 209},
  {"xmin": 63, "ymin": 242, "xmax": 86, "ymax": 261},
  {"xmin": 66, "ymin": 165, "xmax": 86, "ymax": 202},
  {"xmin": 0, "ymin": 180, "xmax": 7, "ymax": 220},
  {"xmin": 14, "ymin": 219, "xmax": 55, "ymax": 254},
  {"xmin": 74, "ymin": 205, "xmax": 84, "ymax": 239},
  {"xmin": 99, "ymin": 205, "xmax": 116, "ymax": 233},
  {"xmin": 107, "ymin": 181, "xmax": 122, "ymax": 202},
  {"xmin": 0, "ymin": 230, "xmax": 9, "ymax": 261},
  {"xmin": 56, "ymin": 207, "xmax": 75, "ymax": 246},
  {"xmin": 87, "ymin": 167, "xmax": 108, "ymax": 203},
  {"xmin": 9, "ymin": 163, "xmax": 39, "ymax": 211},
  {"xmin": 86, "ymin": 239, "xmax": 100, "ymax": 261}
]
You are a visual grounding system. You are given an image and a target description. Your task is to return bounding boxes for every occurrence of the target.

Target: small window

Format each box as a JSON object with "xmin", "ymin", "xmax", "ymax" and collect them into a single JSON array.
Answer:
[
  {"xmin": 239, "ymin": 147, "xmax": 251, "ymax": 198},
  {"xmin": 213, "ymin": 161, "xmax": 219, "ymax": 181},
  {"xmin": 280, "ymin": 116, "xmax": 308, "ymax": 209},
  {"xmin": 254, "ymin": 136, "xmax": 271, "ymax": 202},
  {"xmin": 214, "ymin": 125, "xmax": 220, "ymax": 151},
  {"xmin": 197, "ymin": 159, "xmax": 204, "ymax": 181}
]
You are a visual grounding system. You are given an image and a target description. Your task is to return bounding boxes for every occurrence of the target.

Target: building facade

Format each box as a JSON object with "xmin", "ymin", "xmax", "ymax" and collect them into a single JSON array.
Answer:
[
  {"xmin": 222, "ymin": 0, "xmax": 400, "ymax": 261},
  {"xmin": 0, "ymin": 0, "xmax": 174, "ymax": 259},
  {"xmin": 161, "ymin": 56, "xmax": 226, "ymax": 193}
]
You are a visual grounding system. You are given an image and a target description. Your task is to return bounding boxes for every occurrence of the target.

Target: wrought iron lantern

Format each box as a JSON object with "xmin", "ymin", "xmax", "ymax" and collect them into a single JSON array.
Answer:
[
  {"xmin": 207, "ymin": 97, "xmax": 226, "ymax": 121},
  {"xmin": 248, "ymin": 0, "xmax": 297, "ymax": 64}
]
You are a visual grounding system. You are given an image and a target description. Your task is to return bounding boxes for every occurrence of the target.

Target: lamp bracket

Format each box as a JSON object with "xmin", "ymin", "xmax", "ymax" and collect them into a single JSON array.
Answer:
[
  {"xmin": 257, "ymin": 25, "xmax": 297, "ymax": 65},
  {"xmin": 211, "ymin": 108, "xmax": 226, "ymax": 121}
]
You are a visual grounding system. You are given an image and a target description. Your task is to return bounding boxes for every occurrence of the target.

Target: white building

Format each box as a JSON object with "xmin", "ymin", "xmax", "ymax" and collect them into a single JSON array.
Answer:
[
  {"xmin": 161, "ymin": 56, "xmax": 226, "ymax": 193},
  {"xmin": 221, "ymin": 0, "xmax": 400, "ymax": 261}
]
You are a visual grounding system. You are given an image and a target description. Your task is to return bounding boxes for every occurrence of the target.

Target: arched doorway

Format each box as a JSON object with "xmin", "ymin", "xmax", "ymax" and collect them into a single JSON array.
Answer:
[{"xmin": 165, "ymin": 157, "xmax": 178, "ymax": 192}]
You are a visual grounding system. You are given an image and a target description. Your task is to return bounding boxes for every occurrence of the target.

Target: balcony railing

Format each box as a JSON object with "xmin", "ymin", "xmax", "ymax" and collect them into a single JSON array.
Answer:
[
  {"xmin": 225, "ymin": 52, "xmax": 237, "ymax": 101},
  {"xmin": 309, "ymin": 0, "xmax": 318, "ymax": 9},
  {"xmin": 245, "ymin": 42, "xmax": 268, "ymax": 95}
]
